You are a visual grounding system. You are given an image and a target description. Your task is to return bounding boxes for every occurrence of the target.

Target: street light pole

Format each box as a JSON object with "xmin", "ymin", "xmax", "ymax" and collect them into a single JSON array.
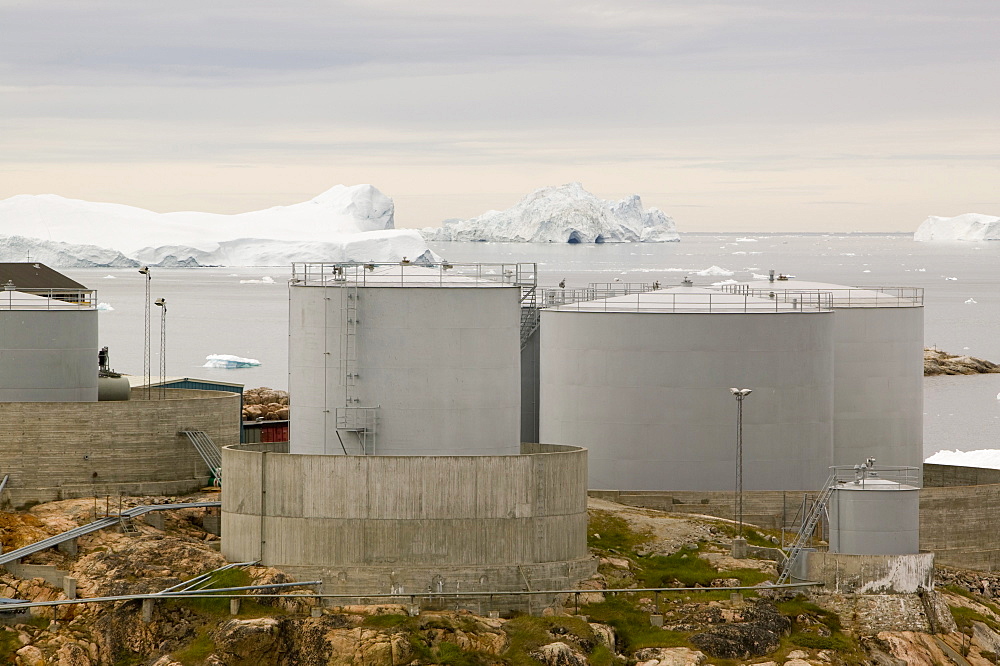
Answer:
[
  {"xmin": 729, "ymin": 388, "xmax": 752, "ymax": 541},
  {"xmin": 155, "ymin": 298, "xmax": 166, "ymax": 399},
  {"xmin": 138, "ymin": 267, "xmax": 151, "ymax": 399}
]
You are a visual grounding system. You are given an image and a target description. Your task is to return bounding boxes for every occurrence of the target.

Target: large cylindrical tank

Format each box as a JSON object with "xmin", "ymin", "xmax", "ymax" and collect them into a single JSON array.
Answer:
[
  {"xmin": 828, "ymin": 471, "xmax": 920, "ymax": 555},
  {"xmin": 722, "ymin": 281, "xmax": 924, "ymax": 471},
  {"xmin": 539, "ymin": 286, "xmax": 835, "ymax": 491},
  {"xmin": 289, "ymin": 263, "xmax": 522, "ymax": 456},
  {"xmin": 0, "ymin": 298, "xmax": 98, "ymax": 402}
]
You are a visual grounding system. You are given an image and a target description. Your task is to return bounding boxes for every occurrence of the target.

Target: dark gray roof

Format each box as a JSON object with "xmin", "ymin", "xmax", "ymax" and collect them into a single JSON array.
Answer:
[{"xmin": 0, "ymin": 263, "xmax": 86, "ymax": 290}]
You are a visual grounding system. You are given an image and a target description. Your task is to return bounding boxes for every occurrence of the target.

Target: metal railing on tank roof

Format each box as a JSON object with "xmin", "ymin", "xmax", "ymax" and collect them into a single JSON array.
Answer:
[
  {"xmin": 291, "ymin": 261, "xmax": 536, "ymax": 289},
  {"xmin": 830, "ymin": 464, "xmax": 921, "ymax": 488},
  {"xmin": 542, "ymin": 288, "xmax": 833, "ymax": 313},
  {"xmin": 0, "ymin": 286, "xmax": 96, "ymax": 310},
  {"xmin": 720, "ymin": 284, "xmax": 923, "ymax": 307}
]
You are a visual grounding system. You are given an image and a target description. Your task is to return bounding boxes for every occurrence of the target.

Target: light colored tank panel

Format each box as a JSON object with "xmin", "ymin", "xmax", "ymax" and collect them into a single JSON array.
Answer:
[
  {"xmin": 541, "ymin": 309, "xmax": 835, "ymax": 491},
  {"xmin": 290, "ymin": 283, "xmax": 521, "ymax": 456},
  {"xmin": 0, "ymin": 310, "xmax": 97, "ymax": 402},
  {"xmin": 829, "ymin": 481, "xmax": 920, "ymax": 555}
]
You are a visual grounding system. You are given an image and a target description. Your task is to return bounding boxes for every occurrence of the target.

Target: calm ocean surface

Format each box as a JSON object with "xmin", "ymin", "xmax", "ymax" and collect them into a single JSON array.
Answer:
[{"xmin": 64, "ymin": 233, "xmax": 1000, "ymax": 460}]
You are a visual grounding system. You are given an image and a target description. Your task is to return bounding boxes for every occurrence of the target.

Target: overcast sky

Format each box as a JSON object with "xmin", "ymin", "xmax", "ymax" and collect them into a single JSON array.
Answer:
[{"xmin": 2, "ymin": 0, "xmax": 997, "ymax": 231}]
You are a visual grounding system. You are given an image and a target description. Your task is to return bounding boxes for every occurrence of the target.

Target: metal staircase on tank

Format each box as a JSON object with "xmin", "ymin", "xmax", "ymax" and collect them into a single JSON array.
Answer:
[
  {"xmin": 776, "ymin": 471, "xmax": 838, "ymax": 584},
  {"xmin": 180, "ymin": 430, "xmax": 222, "ymax": 483},
  {"xmin": 516, "ymin": 264, "xmax": 539, "ymax": 348}
]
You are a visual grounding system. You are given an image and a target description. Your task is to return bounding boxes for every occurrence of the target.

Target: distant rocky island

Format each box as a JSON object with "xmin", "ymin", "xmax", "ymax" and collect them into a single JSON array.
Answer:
[{"xmin": 924, "ymin": 348, "xmax": 1000, "ymax": 375}]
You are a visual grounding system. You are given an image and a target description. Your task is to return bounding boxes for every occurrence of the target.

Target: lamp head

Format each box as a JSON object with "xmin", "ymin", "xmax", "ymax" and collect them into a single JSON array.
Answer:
[
  {"xmin": 138, "ymin": 266, "xmax": 150, "ymax": 276},
  {"xmin": 154, "ymin": 298, "xmax": 166, "ymax": 307},
  {"xmin": 729, "ymin": 387, "xmax": 752, "ymax": 397}
]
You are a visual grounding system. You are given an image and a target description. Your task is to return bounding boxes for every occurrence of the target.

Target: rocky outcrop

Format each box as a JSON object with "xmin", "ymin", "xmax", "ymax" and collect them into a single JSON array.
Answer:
[
  {"xmin": 689, "ymin": 599, "xmax": 791, "ymax": 659},
  {"xmin": 924, "ymin": 348, "xmax": 1000, "ymax": 375},
  {"xmin": 242, "ymin": 387, "xmax": 289, "ymax": 421},
  {"xmin": 634, "ymin": 646, "xmax": 707, "ymax": 665},
  {"xmin": 530, "ymin": 641, "xmax": 589, "ymax": 666}
]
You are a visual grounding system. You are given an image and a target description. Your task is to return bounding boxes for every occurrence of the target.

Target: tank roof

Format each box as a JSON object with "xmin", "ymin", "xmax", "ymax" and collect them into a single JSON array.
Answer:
[
  {"xmin": 725, "ymin": 280, "xmax": 923, "ymax": 307},
  {"xmin": 291, "ymin": 262, "xmax": 533, "ymax": 289},
  {"xmin": 547, "ymin": 285, "xmax": 832, "ymax": 314}
]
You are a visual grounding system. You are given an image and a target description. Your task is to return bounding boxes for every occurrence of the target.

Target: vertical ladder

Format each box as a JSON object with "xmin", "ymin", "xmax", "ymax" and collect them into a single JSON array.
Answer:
[
  {"xmin": 777, "ymin": 472, "xmax": 837, "ymax": 584},
  {"xmin": 517, "ymin": 264, "xmax": 539, "ymax": 348},
  {"xmin": 341, "ymin": 281, "xmax": 360, "ymax": 407}
]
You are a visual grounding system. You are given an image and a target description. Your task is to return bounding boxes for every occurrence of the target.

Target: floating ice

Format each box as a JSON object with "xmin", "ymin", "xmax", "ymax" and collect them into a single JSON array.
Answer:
[
  {"xmin": 735, "ymin": 237, "xmax": 757, "ymax": 242},
  {"xmin": 203, "ymin": 354, "xmax": 261, "ymax": 369},
  {"xmin": 695, "ymin": 265, "xmax": 734, "ymax": 277},
  {"xmin": 914, "ymin": 213, "xmax": 1000, "ymax": 241},
  {"xmin": 945, "ymin": 277, "xmax": 958, "ymax": 281},
  {"xmin": 96, "ymin": 302, "xmax": 114, "ymax": 311},
  {"xmin": 421, "ymin": 182, "xmax": 679, "ymax": 243},
  {"xmin": 240, "ymin": 276, "xmax": 275, "ymax": 284},
  {"xmin": 965, "ymin": 298, "xmax": 977, "ymax": 304},
  {"xmin": 102, "ymin": 275, "xmax": 116, "ymax": 279}
]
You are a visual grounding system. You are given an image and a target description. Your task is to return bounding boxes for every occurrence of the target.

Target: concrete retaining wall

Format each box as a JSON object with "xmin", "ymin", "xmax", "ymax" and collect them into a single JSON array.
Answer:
[
  {"xmin": 0, "ymin": 388, "xmax": 240, "ymax": 507},
  {"xmin": 222, "ymin": 443, "xmax": 594, "ymax": 606},
  {"xmin": 799, "ymin": 552, "xmax": 934, "ymax": 594}
]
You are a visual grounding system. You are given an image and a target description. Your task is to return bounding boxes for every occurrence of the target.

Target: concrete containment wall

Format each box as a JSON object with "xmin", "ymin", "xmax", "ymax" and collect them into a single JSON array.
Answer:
[
  {"xmin": 0, "ymin": 310, "xmax": 98, "ymax": 402},
  {"xmin": 541, "ymin": 309, "xmax": 834, "ymax": 491},
  {"xmin": 222, "ymin": 443, "xmax": 594, "ymax": 600},
  {"xmin": 798, "ymin": 552, "xmax": 934, "ymax": 594},
  {"xmin": 0, "ymin": 388, "xmax": 239, "ymax": 507},
  {"xmin": 289, "ymin": 283, "xmax": 521, "ymax": 456}
]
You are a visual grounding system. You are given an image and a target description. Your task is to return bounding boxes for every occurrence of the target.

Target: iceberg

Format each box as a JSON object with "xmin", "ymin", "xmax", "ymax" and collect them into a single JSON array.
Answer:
[
  {"xmin": 203, "ymin": 354, "xmax": 262, "ymax": 369},
  {"xmin": 0, "ymin": 185, "xmax": 440, "ymax": 267},
  {"xmin": 0, "ymin": 235, "xmax": 139, "ymax": 268},
  {"xmin": 926, "ymin": 449, "xmax": 1000, "ymax": 469},
  {"xmin": 421, "ymin": 183, "xmax": 679, "ymax": 243},
  {"xmin": 914, "ymin": 213, "xmax": 1000, "ymax": 241}
]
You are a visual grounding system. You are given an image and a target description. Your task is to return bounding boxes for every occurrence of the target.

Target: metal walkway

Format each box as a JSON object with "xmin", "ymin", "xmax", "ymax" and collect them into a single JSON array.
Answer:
[
  {"xmin": 0, "ymin": 501, "xmax": 221, "ymax": 567},
  {"xmin": 777, "ymin": 472, "xmax": 836, "ymax": 584},
  {"xmin": 180, "ymin": 430, "xmax": 222, "ymax": 482}
]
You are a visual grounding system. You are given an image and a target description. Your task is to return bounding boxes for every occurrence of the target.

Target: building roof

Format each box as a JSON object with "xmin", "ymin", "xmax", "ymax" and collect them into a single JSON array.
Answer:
[
  {"xmin": 0, "ymin": 263, "xmax": 86, "ymax": 290},
  {"xmin": 124, "ymin": 375, "xmax": 245, "ymax": 390}
]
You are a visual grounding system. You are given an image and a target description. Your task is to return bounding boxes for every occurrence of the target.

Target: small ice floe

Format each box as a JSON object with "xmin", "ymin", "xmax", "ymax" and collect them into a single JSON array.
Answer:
[
  {"xmin": 732, "ymin": 251, "xmax": 747, "ymax": 255},
  {"xmin": 752, "ymin": 273, "xmax": 770, "ymax": 280},
  {"xmin": 96, "ymin": 302, "xmax": 114, "ymax": 311},
  {"xmin": 239, "ymin": 276, "xmax": 275, "ymax": 284},
  {"xmin": 735, "ymin": 237, "xmax": 758, "ymax": 242},
  {"xmin": 944, "ymin": 276, "xmax": 958, "ymax": 280},
  {"xmin": 712, "ymin": 279, "xmax": 739, "ymax": 286},
  {"xmin": 696, "ymin": 265, "xmax": 734, "ymax": 277},
  {"xmin": 862, "ymin": 269, "xmax": 871, "ymax": 273},
  {"xmin": 203, "ymin": 354, "xmax": 261, "ymax": 369},
  {"xmin": 916, "ymin": 268, "xmax": 926, "ymax": 272},
  {"xmin": 102, "ymin": 275, "xmax": 116, "ymax": 279},
  {"xmin": 965, "ymin": 298, "xmax": 977, "ymax": 304}
]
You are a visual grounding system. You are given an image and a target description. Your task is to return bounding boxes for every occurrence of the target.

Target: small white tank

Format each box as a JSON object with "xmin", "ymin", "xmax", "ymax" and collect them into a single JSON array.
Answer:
[{"xmin": 828, "ymin": 463, "xmax": 920, "ymax": 555}]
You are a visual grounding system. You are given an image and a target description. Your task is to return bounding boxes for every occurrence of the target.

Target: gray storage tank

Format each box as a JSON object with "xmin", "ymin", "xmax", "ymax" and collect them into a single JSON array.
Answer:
[
  {"xmin": 288, "ymin": 262, "xmax": 529, "ymax": 457},
  {"xmin": 828, "ymin": 461, "xmax": 921, "ymax": 555},
  {"xmin": 722, "ymin": 280, "xmax": 924, "ymax": 471},
  {"xmin": 539, "ymin": 284, "xmax": 836, "ymax": 491},
  {"xmin": 0, "ymin": 281, "xmax": 98, "ymax": 402}
]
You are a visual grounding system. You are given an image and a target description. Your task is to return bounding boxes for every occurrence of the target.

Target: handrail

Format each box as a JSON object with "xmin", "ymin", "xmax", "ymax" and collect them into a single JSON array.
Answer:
[
  {"xmin": 540, "ymin": 289, "xmax": 833, "ymax": 313},
  {"xmin": 290, "ymin": 262, "xmax": 536, "ymax": 289},
  {"xmin": 720, "ymin": 284, "xmax": 924, "ymax": 307},
  {"xmin": 0, "ymin": 288, "xmax": 97, "ymax": 310}
]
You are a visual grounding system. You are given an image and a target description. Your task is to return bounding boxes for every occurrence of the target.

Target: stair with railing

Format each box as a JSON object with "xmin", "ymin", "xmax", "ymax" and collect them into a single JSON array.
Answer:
[{"xmin": 776, "ymin": 472, "xmax": 837, "ymax": 584}]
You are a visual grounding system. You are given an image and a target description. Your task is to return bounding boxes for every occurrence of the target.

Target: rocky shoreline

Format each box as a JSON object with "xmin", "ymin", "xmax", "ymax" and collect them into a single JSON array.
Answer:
[{"xmin": 924, "ymin": 348, "xmax": 1000, "ymax": 376}]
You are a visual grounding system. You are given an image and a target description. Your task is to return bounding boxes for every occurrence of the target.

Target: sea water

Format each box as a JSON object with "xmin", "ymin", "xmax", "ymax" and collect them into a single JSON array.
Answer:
[{"xmin": 63, "ymin": 233, "xmax": 1000, "ymax": 461}]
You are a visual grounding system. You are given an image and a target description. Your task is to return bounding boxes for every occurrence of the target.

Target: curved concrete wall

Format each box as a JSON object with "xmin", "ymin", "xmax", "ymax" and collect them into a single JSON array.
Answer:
[
  {"xmin": 830, "ymin": 307, "xmax": 924, "ymax": 470},
  {"xmin": 222, "ymin": 443, "xmax": 592, "ymax": 596},
  {"xmin": 0, "ymin": 388, "xmax": 240, "ymax": 507},
  {"xmin": 289, "ymin": 284, "xmax": 521, "ymax": 456},
  {"xmin": 0, "ymin": 310, "xmax": 98, "ymax": 402},
  {"xmin": 540, "ymin": 310, "xmax": 835, "ymax": 491}
]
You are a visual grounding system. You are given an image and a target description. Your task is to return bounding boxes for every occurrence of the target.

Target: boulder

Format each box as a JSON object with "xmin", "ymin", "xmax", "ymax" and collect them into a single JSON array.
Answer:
[
  {"xmin": 690, "ymin": 599, "xmax": 790, "ymax": 659},
  {"xmin": 529, "ymin": 641, "xmax": 589, "ymax": 666},
  {"xmin": 634, "ymin": 646, "xmax": 707, "ymax": 665}
]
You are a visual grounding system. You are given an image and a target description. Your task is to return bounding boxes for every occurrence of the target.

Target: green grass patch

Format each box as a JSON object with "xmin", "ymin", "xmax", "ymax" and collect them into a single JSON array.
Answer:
[
  {"xmin": 950, "ymin": 605, "xmax": 994, "ymax": 633},
  {"xmin": 581, "ymin": 595, "xmax": 688, "ymax": 654},
  {"xmin": 634, "ymin": 549, "xmax": 770, "ymax": 589},
  {"xmin": 501, "ymin": 615, "xmax": 606, "ymax": 666},
  {"xmin": 0, "ymin": 629, "xmax": 21, "ymax": 664},
  {"xmin": 789, "ymin": 631, "xmax": 855, "ymax": 652},
  {"xmin": 172, "ymin": 626, "xmax": 215, "ymax": 666},
  {"xmin": 361, "ymin": 613, "xmax": 412, "ymax": 629},
  {"xmin": 588, "ymin": 510, "xmax": 653, "ymax": 554},
  {"xmin": 776, "ymin": 596, "xmax": 842, "ymax": 632}
]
